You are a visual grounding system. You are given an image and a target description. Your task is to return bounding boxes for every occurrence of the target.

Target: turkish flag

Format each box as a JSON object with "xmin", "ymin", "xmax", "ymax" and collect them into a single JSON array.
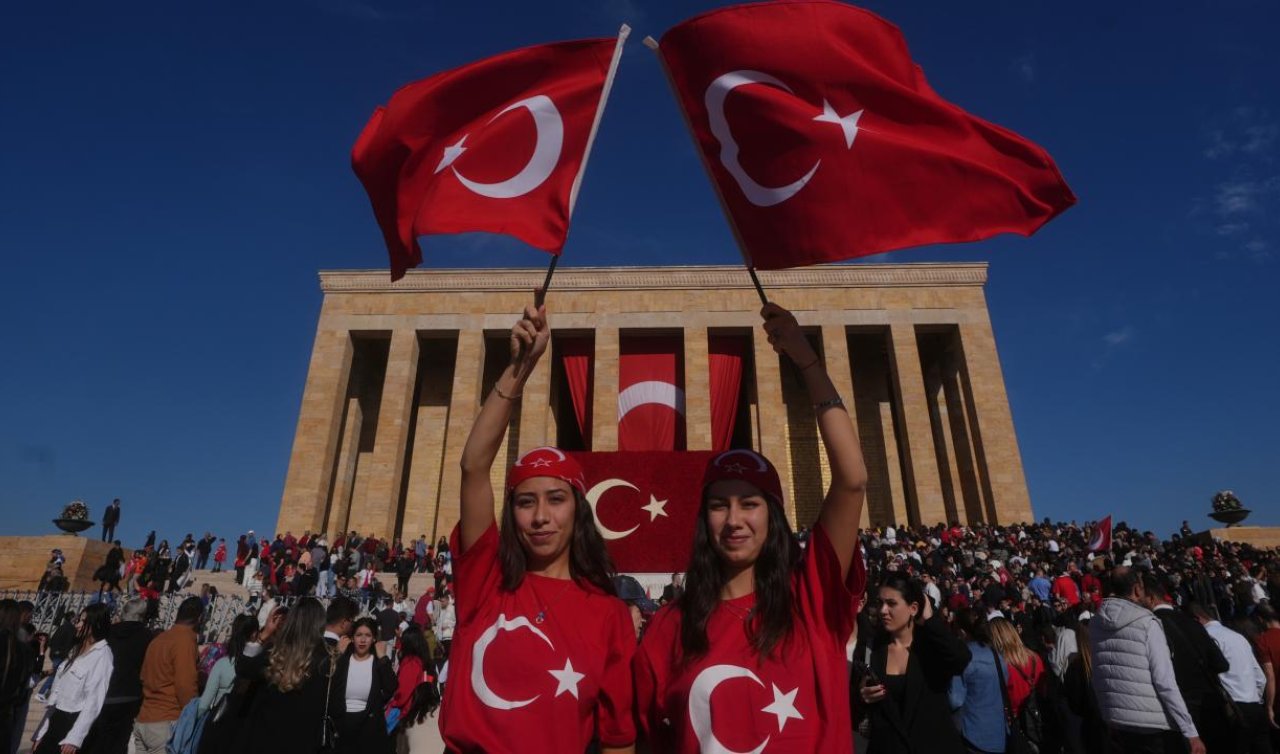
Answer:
[
  {"xmin": 658, "ymin": 1, "xmax": 1076, "ymax": 270},
  {"xmin": 618, "ymin": 337, "xmax": 685, "ymax": 451},
  {"xmin": 569, "ymin": 451, "xmax": 714, "ymax": 572},
  {"xmin": 352, "ymin": 36, "xmax": 623, "ymax": 280},
  {"xmin": 1087, "ymin": 515, "xmax": 1112, "ymax": 553}
]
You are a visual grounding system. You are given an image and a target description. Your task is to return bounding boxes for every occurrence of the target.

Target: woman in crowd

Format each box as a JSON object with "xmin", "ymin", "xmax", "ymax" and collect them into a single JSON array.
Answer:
[
  {"xmin": 858, "ymin": 575, "xmax": 972, "ymax": 754},
  {"xmin": 235, "ymin": 598, "xmax": 338, "ymax": 754},
  {"xmin": 439, "ymin": 303, "xmax": 636, "ymax": 753},
  {"xmin": 212, "ymin": 539, "xmax": 227, "ymax": 574},
  {"xmin": 33, "ymin": 603, "xmax": 114, "ymax": 754},
  {"xmin": 335, "ymin": 617, "xmax": 395, "ymax": 754},
  {"xmin": 0, "ymin": 599, "xmax": 35, "ymax": 749},
  {"xmin": 947, "ymin": 608, "xmax": 1006, "ymax": 753},
  {"xmin": 989, "ymin": 617, "xmax": 1044, "ymax": 719},
  {"xmin": 388, "ymin": 625, "xmax": 434, "ymax": 752},
  {"xmin": 1061, "ymin": 620, "xmax": 1105, "ymax": 753},
  {"xmin": 634, "ymin": 303, "xmax": 869, "ymax": 752},
  {"xmin": 401, "ymin": 672, "xmax": 442, "ymax": 754},
  {"xmin": 195, "ymin": 614, "xmax": 258, "ymax": 754}
]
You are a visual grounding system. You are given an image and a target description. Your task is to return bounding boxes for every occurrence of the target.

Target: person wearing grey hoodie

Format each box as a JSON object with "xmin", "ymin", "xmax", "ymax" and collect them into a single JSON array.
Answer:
[{"xmin": 1089, "ymin": 566, "xmax": 1205, "ymax": 754}]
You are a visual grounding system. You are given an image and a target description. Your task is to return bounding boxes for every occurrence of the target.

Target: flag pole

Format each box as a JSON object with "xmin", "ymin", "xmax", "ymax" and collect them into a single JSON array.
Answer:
[
  {"xmin": 643, "ymin": 35, "xmax": 770, "ymax": 306},
  {"xmin": 538, "ymin": 24, "xmax": 631, "ymax": 308}
]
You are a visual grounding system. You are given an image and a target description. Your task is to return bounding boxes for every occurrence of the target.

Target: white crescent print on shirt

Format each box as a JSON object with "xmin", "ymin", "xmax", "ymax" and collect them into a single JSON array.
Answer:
[
  {"xmin": 434, "ymin": 94, "xmax": 565, "ymax": 199},
  {"xmin": 704, "ymin": 70, "xmax": 864, "ymax": 208},
  {"xmin": 471, "ymin": 613, "xmax": 585, "ymax": 710},
  {"xmin": 688, "ymin": 664, "xmax": 805, "ymax": 754},
  {"xmin": 584, "ymin": 478, "xmax": 669, "ymax": 541}
]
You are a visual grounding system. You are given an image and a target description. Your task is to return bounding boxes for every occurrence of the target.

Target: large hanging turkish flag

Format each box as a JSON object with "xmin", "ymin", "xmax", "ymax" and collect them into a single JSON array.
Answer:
[
  {"xmin": 352, "ymin": 34, "xmax": 626, "ymax": 279},
  {"xmin": 569, "ymin": 451, "xmax": 714, "ymax": 572},
  {"xmin": 618, "ymin": 337, "xmax": 685, "ymax": 451},
  {"xmin": 657, "ymin": 1, "xmax": 1076, "ymax": 270}
]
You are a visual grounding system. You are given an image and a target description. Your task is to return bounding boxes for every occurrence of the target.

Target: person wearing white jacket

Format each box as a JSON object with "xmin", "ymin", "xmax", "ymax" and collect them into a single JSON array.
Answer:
[
  {"xmin": 34, "ymin": 604, "xmax": 114, "ymax": 754},
  {"xmin": 1089, "ymin": 566, "xmax": 1205, "ymax": 754}
]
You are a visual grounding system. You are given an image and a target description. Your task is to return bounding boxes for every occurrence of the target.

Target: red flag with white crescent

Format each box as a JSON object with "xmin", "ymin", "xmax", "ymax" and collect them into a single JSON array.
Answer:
[
  {"xmin": 352, "ymin": 30, "xmax": 628, "ymax": 280},
  {"xmin": 569, "ymin": 451, "xmax": 713, "ymax": 572},
  {"xmin": 617, "ymin": 337, "xmax": 686, "ymax": 452},
  {"xmin": 1088, "ymin": 515, "xmax": 1112, "ymax": 553},
  {"xmin": 655, "ymin": 1, "xmax": 1075, "ymax": 270}
]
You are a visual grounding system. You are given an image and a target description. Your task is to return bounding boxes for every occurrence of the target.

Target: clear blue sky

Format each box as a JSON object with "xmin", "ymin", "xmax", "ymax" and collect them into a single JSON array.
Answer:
[{"xmin": 2, "ymin": 1, "xmax": 1277, "ymax": 545}]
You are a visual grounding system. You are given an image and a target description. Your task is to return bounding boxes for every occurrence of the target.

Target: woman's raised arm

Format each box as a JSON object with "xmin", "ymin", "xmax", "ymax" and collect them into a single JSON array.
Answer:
[{"xmin": 457, "ymin": 302, "xmax": 549, "ymax": 551}]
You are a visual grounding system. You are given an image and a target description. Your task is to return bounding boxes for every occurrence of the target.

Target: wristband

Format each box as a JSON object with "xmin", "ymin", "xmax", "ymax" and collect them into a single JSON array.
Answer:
[
  {"xmin": 813, "ymin": 396, "xmax": 844, "ymax": 412},
  {"xmin": 494, "ymin": 384, "xmax": 522, "ymax": 401}
]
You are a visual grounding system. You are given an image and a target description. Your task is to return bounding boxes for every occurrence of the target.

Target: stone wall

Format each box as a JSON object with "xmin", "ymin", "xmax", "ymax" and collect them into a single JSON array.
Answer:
[{"xmin": 0, "ymin": 535, "xmax": 119, "ymax": 591}]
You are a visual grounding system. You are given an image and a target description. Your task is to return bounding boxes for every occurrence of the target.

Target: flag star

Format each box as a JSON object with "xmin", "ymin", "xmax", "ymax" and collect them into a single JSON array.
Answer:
[
  {"xmin": 722, "ymin": 462, "xmax": 748, "ymax": 474},
  {"xmin": 529, "ymin": 458, "xmax": 554, "ymax": 468},
  {"xmin": 641, "ymin": 495, "xmax": 668, "ymax": 521},
  {"xmin": 813, "ymin": 100, "xmax": 863, "ymax": 150},
  {"xmin": 549, "ymin": 658, "xmax": 585, "ymax": 699},
  {"xmin": 434, "ymin": 135, "xmax": 468, "ymax": 174},
  {"xmin": 761, "ymin": 684, "xmax": 804, "ymax": 732}
]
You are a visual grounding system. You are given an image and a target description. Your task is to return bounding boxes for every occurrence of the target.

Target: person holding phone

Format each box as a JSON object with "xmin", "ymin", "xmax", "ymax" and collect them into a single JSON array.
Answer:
[{"xmin": 858, "ymin": 574, "xmax": 971, "ymax": 754}]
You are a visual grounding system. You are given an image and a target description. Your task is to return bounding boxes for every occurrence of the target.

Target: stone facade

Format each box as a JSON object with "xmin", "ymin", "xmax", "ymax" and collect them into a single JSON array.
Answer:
[{"xmin": 276, "ymin": 263, "xmax": 1034, "ymax": 543}]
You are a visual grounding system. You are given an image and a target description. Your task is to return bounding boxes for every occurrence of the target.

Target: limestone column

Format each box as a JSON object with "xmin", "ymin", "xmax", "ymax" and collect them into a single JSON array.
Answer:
[
  {"xmin": 277, "ymin": 328, "xmax": 354, "ymax": 535},
  {"xmin": 888, "ymin": 322, "xmax": 947, "ymax": 527},
  {"xmin": 350, "ymin": 329, "xmax": 420, "ymax": 540},
  {"xmin": 683, "ymin": 326, "xmax": 711, "ymax": 451},
  {"xmin": 958, "ymin": 315, "xmax": 1033, "ymax": 523},
  {"xmin": 819, "ymin": 325, "xmax": 868, "ymax": 530},
  {"xmin": 518, "ymin": 351, "xmax": 553, "ymax": 453},
  {"xmin": 592, "ymin": 328, "xmax": 620, "ymax": 451},
  {"xmin": 325, "ymin": 397, "xmax": 363, "ymax": 537},
  {"xmin": 434, "ymin": 330, "xmax": 485, "ymax": 538},
  {"xmin": 751, "ymin": 330, "xmax": 792, "ymax": 512}
]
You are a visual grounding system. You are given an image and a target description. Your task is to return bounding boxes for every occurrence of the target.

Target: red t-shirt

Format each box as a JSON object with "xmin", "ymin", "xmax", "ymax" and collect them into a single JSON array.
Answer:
[
  {"xmin": 1004, "ymin": 653, "xmax": 1044, "ymax": 715},
  {"xmin": 1255, "ymin": 628, "xmax": 1280, "ymax": 713},
  {"xmin": 634, "ymin": 525, "xmax": 865, "ymax": 753},
  {"xmin": 439, "ymin": 524, "xmax": 636, "ymax": 753},
  {"xmin": 1051, "ymin": 575, "xmax": 1080, "ymax": 607}
]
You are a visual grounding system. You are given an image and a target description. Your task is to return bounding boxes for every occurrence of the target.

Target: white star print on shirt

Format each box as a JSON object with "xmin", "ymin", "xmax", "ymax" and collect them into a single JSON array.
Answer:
[
  {"xmin": 761, "ymin": 684, "xmax": 804, "ymax": 732},
  {"xmin": 549, "ymin": 658, "xmax": 585, "ymax": 699}
]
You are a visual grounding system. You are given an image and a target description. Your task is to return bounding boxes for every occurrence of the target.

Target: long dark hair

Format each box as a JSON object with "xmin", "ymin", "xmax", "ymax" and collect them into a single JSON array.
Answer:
[
  {"xmin": 498, "ymin": 488, "xmax": 616, "ymax": 595},
  {"xmin": 678, "ymin": 493, "xmax": 800, "ymax": 661},
  {"xmin": 871, "ymin": 574, "xmax": 926, "ymax": 645},
  {"xmin": 226, "ymin": 614, "xmax": 258, "ymax": 667},
  {"xmin": 67, "ymin": 603, "xmax": 112, "ymax": 666}
]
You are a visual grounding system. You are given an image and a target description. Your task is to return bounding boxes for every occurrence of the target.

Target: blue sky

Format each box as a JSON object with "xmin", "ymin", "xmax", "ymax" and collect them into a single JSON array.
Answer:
[{"xmin": 2, "ymin": 1, "xmax": 1277, "ymax": 546}]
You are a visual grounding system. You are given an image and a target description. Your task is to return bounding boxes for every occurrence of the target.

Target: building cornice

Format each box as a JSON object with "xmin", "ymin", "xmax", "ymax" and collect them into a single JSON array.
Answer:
[{"xmin": 318, "ymin": 262, "xmax": 988, "ymax": 293}]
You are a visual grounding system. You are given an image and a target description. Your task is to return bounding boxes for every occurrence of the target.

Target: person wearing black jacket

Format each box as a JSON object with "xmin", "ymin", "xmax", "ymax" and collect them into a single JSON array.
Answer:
[
  {"xmin": 334, "ymin": 618, "xmax": 396, "ymax": 754},
  {"xmin": 1142, "ymin": 573, "xmax": 1232, "ymax": 753},
  {"xmin": 0, "ymin": 599, "xmax": 36, "ymax": 753},
  {"xmin": 857, "ymin": 575, "xmax": 972, "ymax": 754},
  {"xmin": 81, "ymin": 598, "xmax": 153, "ymax": 754}
]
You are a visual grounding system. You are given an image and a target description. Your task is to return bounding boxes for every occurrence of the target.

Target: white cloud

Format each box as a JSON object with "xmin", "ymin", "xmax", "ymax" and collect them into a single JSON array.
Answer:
[
  {"xmin": 1012, "ymin": 54, "xmax": 1036, "ymax": 84},
  {"xmin": 1215, "ymin": 181, "xmax": 1261, "ymax": 215},
  {"xmin": 1103, "ymin": 326, "xmax": 1135, "ymax": 347},
  {"xmin": 1216, "ymin": 222, "xmax": 1249, "ymax": 236}
]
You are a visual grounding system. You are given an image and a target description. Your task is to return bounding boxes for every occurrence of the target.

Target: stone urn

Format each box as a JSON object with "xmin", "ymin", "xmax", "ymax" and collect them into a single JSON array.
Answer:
[
  {"xmin": 53, "ymin": 517, "xmax": 94, "ymax": 535},
  {"xmin": 1209, "ymin": 508, "xmax": 1251, "ymax": 527}
]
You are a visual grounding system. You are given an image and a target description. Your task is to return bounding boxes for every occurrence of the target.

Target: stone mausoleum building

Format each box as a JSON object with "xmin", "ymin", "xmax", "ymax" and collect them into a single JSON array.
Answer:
[{"xmin": 276, "ymin": 263, "xmax": 1033, "ymax": 543}]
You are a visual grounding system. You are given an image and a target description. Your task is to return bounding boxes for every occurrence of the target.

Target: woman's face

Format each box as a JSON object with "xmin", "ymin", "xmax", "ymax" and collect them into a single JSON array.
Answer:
[
  {"xmin": 512, "ymin": 477, "xmax": 576, "ymax": 567},
  {"xmin": 877, "ymin": 585, "xmax": 919, "ymax": 633},
  {"xmin": 353, "ymin": 625, "xmax": 375, "ymax": 656},
  {"xmin": 704, "ymin": 479, "xmax": 770, "ymax": 569}
]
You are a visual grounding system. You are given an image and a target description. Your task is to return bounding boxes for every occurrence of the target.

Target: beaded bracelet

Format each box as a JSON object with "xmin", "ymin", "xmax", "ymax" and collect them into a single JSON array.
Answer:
[{"xmin": 813, "ymin": 396, "xmax": 845, "ymax": 412}]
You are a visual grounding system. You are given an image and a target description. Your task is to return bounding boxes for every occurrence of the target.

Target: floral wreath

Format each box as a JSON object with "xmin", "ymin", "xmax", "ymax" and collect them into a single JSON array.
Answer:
[
  {"xmin": 1211, "ymin": 490, "xmax": 1244, "ymax": 513},
  {"xmin": 60, "ymin": 499, "xmax": 90, "ymax": 521}
]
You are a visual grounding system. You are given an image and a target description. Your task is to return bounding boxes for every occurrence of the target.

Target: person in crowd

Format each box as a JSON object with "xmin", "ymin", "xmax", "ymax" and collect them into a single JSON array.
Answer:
[
  {"xmin": 387, "ymin": 625, "xmax": 432, "ymax": 737},
  {"xmin": 101, "ymin": 500, "xmax": 121, "ymax": 543},
  {"xmin": 440, "ymin": 303, "xmax": 636, "ymax": 753},
  {"xmin": 433, "ymin": 592, "xmax": 455, "ymax": 659},
  {"xmin": 636, "ymin": 303, "xmax": 869, "ymax": 753},
  {"xmin": 858, "ymin": 575, "xmax": 972, "ymax": 754},
  {"xmin": 195, "ymin": 533, "xmax": 214, "ymax": 571},
  {"xmin": 660, "ymin": 572, "xmax": 684, "ymax": 604},
  {"xmin": 33, "ymin": 604, "xmax": 114, "ymax": 754},
  {"xmin": 41, "ymin": 614, "xmax": 79, "ymax": 697},
  {"xmin": 0, "ymin": 600, "xmax": 35, "ymax": 751},
  {"xmin": 81, "ymin": 598, "xmax": 152, "ymax": 754},
  {"xmin": 990, "ymin": 616, "xmax": 1045, "ymax": 720},
  {"xmin": 235, "ymin": 597, "xmax": 337, "ymax": 754},
  {"xmin": 197, "ymin": 614, "xmax": 256, "ymax": 719},
  {"xmin": 212, "ymin": 539, "xmax": 226, "ymax": 574},
  {"xmin": 947, "ymin": 608, "xmax": 1005, "ymax": 754},
  {"xmin": 1254, "ymin": 604, "xmax": 1280, "ymax": 748},
  {"xmin": 197, "ymin": 610, "xmax": 280, "ymax": 754},
  {"xmin": 1139, "ymin": 573, "xmax": 1231, "ymax": 751},
  {"xmin": 1062, "ymin": 618, "xmax": 1105, "ymax": 753},
  {"xmin": 94, "ymin": 542, "xmax": 125, "ymax": 597},
  {"xmin": 1089, "ymin": 566, "xmax": 1204, "ymax": 754},
  {"xmin": 1052, "ymin": 563, "xmax": 1082, "ymax": 608},
  {"xmin": 1188, "ymin": 601, "xmax": 1271, "ymax": 753},
  {"xmin": 133, "ymin": 596, "xmax": 201, "ymax": 754},
  {"xmin": 334, "ymin": 617, "xmax": 395, "ymax": 754},
  {"xmin": 323, "ymin": 596, "xmax": 358, "ymax": 648}
]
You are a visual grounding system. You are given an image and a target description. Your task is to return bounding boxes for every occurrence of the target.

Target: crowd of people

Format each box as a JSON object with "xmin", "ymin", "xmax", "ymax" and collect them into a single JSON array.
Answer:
[{"xmin": 8, "ymin": 302, "xmax": 1280, "ymax": 754}]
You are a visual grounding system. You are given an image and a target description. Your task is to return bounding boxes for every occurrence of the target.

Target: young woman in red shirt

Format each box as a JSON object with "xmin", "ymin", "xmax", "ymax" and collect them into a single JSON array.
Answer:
[
  {"xmin": 439, "ymin": 303, "xmax": 636, "ymax": 754},
  {"xmin": 634, "ymin": 303, "xmax": 869, "ymax": 753}
]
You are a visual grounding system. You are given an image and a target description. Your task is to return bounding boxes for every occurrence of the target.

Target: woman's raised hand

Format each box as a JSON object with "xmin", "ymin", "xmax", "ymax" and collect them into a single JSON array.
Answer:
[
  {"xmin": 760, "ymin": 303, "xmax": 818, "ymax": 366},
  {"xmin": 509, "ymin": 302, "xmax": 550, "ymax": 379}
]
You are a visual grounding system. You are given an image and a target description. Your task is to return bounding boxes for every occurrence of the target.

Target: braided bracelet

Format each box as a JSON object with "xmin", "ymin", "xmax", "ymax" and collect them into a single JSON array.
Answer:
[
  {"xmin": 494, "ymin": 384, "xmax": 522, "ymax": 401},
  {"xmin": 813, "ymin": 396, "xmax": 845, "ymax": 412}
]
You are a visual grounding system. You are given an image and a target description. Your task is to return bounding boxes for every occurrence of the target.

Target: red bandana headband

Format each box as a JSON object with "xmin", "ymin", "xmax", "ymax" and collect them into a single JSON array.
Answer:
[
  {"xmin": 701, "ymin": 449, "xmax": 784, "ymax": 504},
  {"xmin": 506, "ymin": 446, "xmax": 587, "ymax": 496}
]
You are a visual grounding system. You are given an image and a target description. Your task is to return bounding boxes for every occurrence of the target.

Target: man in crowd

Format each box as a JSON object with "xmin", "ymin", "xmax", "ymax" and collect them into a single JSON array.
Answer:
[
  {"xmin": 435, "ymin": 591, "xmax": 456, "ymax": 659},
  {"xmin": 102, "ymin": 498, "xmax": 122, "ymax": 542},
  {"xmin": 1141, "ymin": 573, "xmax": 1230, "ymax": 751},
  {"xmin": 323, "ymin": 596, "xmax": 359, "ymax": 647},
  {"xmin": 133, "ymin": 596, "xmax": 201, "ymax": 754},
  {"xmin": 1189, "ymin": 601, "xmax": 1270, "ymax": 752},
  {"xmin": 1255, "ymin": 604, "xmax": 1280, "ymax": 748},
  {"xmin": 86, "ymin": 597, "xmax": 153, "ymax": 754},
  {"xmin": 1090, "ymin": 566, "xmax": 1204, "ymax": 754},
  {"xmin": 1052, "ymin": 561, "xmax": 1082, "ymax": 607},
  {"xmin": 195, "ymin": 532, "xmax": 215, "ymax": 571}
]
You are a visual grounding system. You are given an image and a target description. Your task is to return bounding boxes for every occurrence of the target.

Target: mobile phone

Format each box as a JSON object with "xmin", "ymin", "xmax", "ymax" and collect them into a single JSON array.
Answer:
[{"xmin": 853, "ymin": 661, "xmax": 881, "ymax": 686}]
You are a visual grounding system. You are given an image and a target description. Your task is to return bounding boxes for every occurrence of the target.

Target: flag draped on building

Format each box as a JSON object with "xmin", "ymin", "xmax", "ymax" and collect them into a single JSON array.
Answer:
[
  {"xmin": 653, "ymin": 0, "xmax": 1076, "ymax": 271},
  {"xmin": 1088, "ymin": 514, "xmax": 1113, "ymax": 553},
  {"xmin": 352, "ymin": 30, "xmax": 629, "ymax": 280},
  {"xmin": 618, "ymin": 336, "xmax": 686, "ymax": 451}
]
